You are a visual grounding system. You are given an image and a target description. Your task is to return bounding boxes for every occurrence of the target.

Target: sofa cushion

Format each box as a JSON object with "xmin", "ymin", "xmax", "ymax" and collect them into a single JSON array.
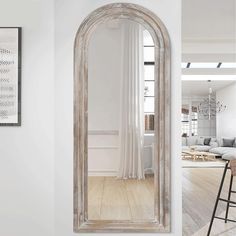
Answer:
[
  {"xmin": 210, "ymin": 141, "xmax": 218, "ymax": 148},
  {"xmin": 211, "ymin": 138, "xmax": 217, "ymax": 142},
  {"xmin": 223, "ymin": 138, "xmax": 235, "ymax": 147},
  {"xmin": 204, "ymin": 138, "xmax": 211, "ymax": 146},
  {"xmin": 196, "ymin": 137, "xmax": 204, "ymax": 145},
  {"xmin": 222, "ymin": 152, "xmax": 236, "ymax": 161},
  {"xmin": 182, "ymin": 137, "xmax": 187, "ymax": 146},
  {"xmin": 194, "ymin": 145, "xmax": 212, "ymax": 152},
  {"xmin": 210, "ymin": 147, "xmax": 236, "ymax": 156},
  {"xmin": 182, "ymin": 146, "xmax": 190, "ymax": 152},
  {"xmin": 187, "ymin": 136, "xmax": 198, "ymax": 146}
]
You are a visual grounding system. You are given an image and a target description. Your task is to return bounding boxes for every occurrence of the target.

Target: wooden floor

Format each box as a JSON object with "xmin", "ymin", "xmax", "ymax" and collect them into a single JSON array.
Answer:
[
  {"xmin": 88, "ymin": 176, "xmax": 154, "ymax": 220},
  {"xmin": 183, "ymin": 168, "xmax": 236, "ymax": 236},
  {"xmin": 88, "ymin": 169, "xmax": 236, "ymax": 235}
]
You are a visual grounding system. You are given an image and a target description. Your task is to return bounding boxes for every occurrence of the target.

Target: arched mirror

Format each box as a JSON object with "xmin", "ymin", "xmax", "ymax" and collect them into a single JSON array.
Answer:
[{"xmin": 74, "ymin": 3, "xmax": 171, "ymax": 233}]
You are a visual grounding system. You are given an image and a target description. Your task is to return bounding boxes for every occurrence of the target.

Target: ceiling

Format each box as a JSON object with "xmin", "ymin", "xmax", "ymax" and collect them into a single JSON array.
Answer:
[
  {"xmin": 182, "ymin": 0, "xmax": 236, "ymax": 40},
  {"xmin": 182, "ymin": 80, "xmax": 236, "ymax": 96},
  {"xmin": 182, "ymin": 1, "xmax": 236, "ymax": 94}
]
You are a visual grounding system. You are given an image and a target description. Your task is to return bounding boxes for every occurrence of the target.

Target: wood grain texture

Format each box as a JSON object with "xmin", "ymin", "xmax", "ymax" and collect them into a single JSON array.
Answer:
[
  {"xmin": 88, "ymin": 176, "xmax": 154, "ymax": 221},
  {"xmin": 192, "ymin": 208, "xmax": 236, "ymax": 236},
  {"xmin": 100, "ymin": 178, "xmax": 131, "ymax": 220},
  {"xmin": 74, "ymin": 3, "xmax": 171, "ymax": 233},
  {"xmin": 124, "ymin": 177, "xmax": 154, "ymax": 220},
  {"xmin": 87, "ymin": 177, "xmax": 104, "ymax": 220},
  {"xmin": 183, "ymin": 168, "xmax": 236, "ymax": 236}
]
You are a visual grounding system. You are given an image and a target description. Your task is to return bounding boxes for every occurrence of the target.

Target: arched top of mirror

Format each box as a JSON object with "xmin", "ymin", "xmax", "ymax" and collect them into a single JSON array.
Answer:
[{"xmin": 74, "ymin": 3, "xmax": 170, "ymax": 53}]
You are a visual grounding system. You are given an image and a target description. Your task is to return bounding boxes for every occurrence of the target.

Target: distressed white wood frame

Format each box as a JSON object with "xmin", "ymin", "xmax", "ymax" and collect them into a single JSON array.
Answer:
[{"xmin": 74, "ymin": 3, "xmax": 171, "ymax": 233}]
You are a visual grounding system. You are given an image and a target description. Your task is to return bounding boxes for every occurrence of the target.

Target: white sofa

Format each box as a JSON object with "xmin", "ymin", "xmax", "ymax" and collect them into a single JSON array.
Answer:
[
  {"xmin": 182, "ymin": 136, "xmax": 236, "ymax": 159},
  {"xmin": 210, "ymin": 147, "xmax": 236, "ymax": 156},
  {"xmin": 182, "ymin": 136, "xmax": 218, "ymax": 152}
]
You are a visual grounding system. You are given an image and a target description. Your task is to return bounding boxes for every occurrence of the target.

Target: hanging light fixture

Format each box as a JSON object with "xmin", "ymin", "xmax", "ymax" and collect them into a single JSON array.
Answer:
[{"xmin": 198, "ymin": 80, "xmax": 226, "ymax": 120}]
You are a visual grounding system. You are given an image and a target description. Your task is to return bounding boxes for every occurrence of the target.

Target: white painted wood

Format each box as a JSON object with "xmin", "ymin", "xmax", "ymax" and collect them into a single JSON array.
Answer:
[
  {"xmin": 88, "ymin": 145, "xmax": 153, "ymax": 150},
  {"xmin": 88, "ymin": 146, "xmax": 118, "ymax": 150},
  {"xmin": 88, "ymin": 170, "xmax": 117, "ymax": 177},
  {"xmin": 88, "ymin": 130, "xmax": 119, "ymax": 135}
]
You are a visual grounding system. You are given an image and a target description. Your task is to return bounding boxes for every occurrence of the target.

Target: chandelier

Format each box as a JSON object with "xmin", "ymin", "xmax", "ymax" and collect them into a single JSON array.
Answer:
[{"xmin": 198, "ymin": 81, "xmax": 226, "ymax": 120}]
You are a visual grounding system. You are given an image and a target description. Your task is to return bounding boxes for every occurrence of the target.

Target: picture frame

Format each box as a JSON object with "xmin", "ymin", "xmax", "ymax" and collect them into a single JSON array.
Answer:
[{"xmin": 0, "ymin": 27, "xmax": 21, "ymax": 126}]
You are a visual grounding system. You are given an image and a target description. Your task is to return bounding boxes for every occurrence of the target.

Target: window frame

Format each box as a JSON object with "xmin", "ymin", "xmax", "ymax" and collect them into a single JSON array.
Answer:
[{"xmin": 144, "ymin": 43, "xmax": 155, "ymax": 132}]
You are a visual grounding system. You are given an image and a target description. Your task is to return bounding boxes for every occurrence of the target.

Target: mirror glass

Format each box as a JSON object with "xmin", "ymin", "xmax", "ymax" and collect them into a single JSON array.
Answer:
[{"xmin": 87, "ymin": 19, "xmax": 155, "ymax": 221}]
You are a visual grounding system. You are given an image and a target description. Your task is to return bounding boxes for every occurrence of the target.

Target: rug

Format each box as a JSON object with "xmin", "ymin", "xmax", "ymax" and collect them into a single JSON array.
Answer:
[{"xmin": 182, "ymin": 158, "xmax": 226, "ymax": 168}]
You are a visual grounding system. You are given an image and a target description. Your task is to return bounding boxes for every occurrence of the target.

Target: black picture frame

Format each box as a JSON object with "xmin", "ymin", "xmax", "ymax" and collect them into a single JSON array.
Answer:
[{"xmin": 0, "ymin": 27, "xmax": 21, "ymax": 126}]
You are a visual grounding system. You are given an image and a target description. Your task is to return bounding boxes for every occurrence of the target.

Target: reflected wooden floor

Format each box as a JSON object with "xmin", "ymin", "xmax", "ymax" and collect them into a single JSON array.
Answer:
[
  {"xmin": 183, "ymin": 168, "xmax": 236, "ymax": 236},
  {"xmin": 88, "ymin": 176, "xmax": 154, "ymax": 220}
]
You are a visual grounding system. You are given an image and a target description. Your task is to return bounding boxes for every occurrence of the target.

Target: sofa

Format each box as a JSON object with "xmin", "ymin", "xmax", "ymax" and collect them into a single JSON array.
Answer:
[
  {"xmin": 182, "ymin": 136, "xmax": 218, "ymax": 152},
  {"xmin": 182, "ymin": 136, "xmax": 236, "ymax": 160}
]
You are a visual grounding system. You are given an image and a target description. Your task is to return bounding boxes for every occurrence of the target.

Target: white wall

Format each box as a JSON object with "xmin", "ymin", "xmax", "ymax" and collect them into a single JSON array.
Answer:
[
  {"xmin": 183, "ymin": 40, "xmax": 236, "ymax": 55},
  {"xmin": 216, "ymin": 82, "xmax": 236, "ymax": 138},
  {"xmin": 55, "ymin": 1, "xmax": 181, "ymax": 236},
  {"xmin": 0, "ymin": 1, "xmax": 181, "ymax": 235},
  {"xmin": 88, "ymin": 23, "xmax": 122, "ymax": 175},
  {"xmin": 88, "ymin": 23, "xmax": 122, "ymax": 131},
  {"xmin": 0, "ymin": 0, "xmax": 54, "ymax": 236}
]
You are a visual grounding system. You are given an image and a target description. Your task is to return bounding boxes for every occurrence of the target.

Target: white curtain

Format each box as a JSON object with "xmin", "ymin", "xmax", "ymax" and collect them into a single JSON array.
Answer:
[{"xmin": 117, "ymin": 21, "xmax": 145, "ymax": 179}]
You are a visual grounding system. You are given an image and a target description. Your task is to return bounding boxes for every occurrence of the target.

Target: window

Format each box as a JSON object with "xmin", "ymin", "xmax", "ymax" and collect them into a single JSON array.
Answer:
[
  {"xmin": 191, "ymin": 107, "xmax": 198, "ymax": 136},
  {"xmin": 181, "ymin": 105, "xmax": 198, "ymax": 137},
  {"xmin": 181, "ymin": 107, "xmax": 190, "ymax": 137},
  {"xmin": 143, "ymin": 30, "xmax": 154, "ymax": 131}
]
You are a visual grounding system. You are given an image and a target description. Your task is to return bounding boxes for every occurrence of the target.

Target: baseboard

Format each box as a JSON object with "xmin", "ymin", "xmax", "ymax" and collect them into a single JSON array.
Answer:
[
  {"xmin": 88, "ymin": 170, "xmax": 117, "ymax": 176},
  {"xmin": 88, "ymin": 170, "xmax": 154, "ymax": 176}
]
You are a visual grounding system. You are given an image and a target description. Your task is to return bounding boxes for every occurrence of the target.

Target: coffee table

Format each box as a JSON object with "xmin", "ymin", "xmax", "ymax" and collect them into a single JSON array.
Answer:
[{"xmin": 182, "ymin": 150, "xmax": 218, "ymax": 161}]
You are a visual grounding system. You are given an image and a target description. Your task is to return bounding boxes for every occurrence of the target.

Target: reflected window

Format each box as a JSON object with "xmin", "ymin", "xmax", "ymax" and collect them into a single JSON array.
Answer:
[
  {"xmin": 181, "ymin": 106, "xmax": 190, "ymax": 137},
  {"xmin": 191, "ymin": 106, "xmax": 198, "ymax": 136},
  {"xmin": 181, "ymin": 105, "xmax": 198, "ymax": 137},
  {"xmin": 143, "ymin": 30, "xmax": 154, "ymax": 132}
]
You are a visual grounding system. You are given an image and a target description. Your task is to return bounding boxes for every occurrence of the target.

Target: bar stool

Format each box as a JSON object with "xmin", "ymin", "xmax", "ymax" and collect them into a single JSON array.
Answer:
[{"xmin": 207, "ymin": 154, "xmax": 236, "ymax": 236}]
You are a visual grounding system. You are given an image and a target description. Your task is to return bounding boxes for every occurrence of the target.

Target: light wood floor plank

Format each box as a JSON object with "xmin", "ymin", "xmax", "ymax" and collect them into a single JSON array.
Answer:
[
  {"xmin": 88, "ymin": 176, "xmax": 104, "ymax": 220},
  {"xmin": 124, "ymin": 176, "xmax": 154, "ymax": 220},
  {"xmin": 193, "ymin": 208, "xmax": 236, "ymax": 236},
  {"xmin": 88, "ymin": 168, "xmax": 236, "ymax": 235},
  {"xmin": 88, "ymin": 176, "xmax": 154, "ymax": 221},
  {"xmin": 183, "ymin": 168, "xmax": 236, "ymax": 236},
  {"xmin": 100, "ymin": 177, "xmax": 131, "ymax": 220}
]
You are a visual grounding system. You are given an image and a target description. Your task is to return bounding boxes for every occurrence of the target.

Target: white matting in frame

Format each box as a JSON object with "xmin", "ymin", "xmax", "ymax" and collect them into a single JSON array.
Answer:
[{"xmin": 0, "ymin": 27, "xmax": 21, "ymax": 126}]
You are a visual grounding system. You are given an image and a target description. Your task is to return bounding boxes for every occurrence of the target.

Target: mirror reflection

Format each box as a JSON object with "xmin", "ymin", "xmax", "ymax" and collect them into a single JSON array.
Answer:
[{"xmin": 87, "ymin": 19, "xmax": 155, "ymax": 221}]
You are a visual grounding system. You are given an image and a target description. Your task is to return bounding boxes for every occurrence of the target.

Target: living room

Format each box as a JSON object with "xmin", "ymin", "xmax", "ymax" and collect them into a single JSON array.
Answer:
[
  {"xmin": 182, "ymin": 79, "xmax": 236, "ymax": 166},
  {"xmin": 0, "ymin": 0, "xmax": 235, "ymax": 236},
  {"xmin": 182, "ymin": 1, "xmax": 236, "ymax": 233},
  {"xmin": 182, "ymin": 78, "xmax": 236, "ymax": 235}
]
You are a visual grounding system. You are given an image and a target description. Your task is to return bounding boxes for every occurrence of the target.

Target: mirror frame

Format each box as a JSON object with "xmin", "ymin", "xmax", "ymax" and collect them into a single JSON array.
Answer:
[{"xmin": 74, "ymin": 3, "xmax": 171, "ymax": 233}]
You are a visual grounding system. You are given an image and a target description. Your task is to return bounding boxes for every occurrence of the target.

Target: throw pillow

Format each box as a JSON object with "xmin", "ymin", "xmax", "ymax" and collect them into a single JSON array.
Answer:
[
  {"xmin": 204, "ymin": 138, "xmax": 211, "ymax": 146},
  {"xmin": 211, "ymin": 138, "xmax": 217, "ymax": 142},
  {"xmin": 210, "ymin": 141, "xmax": 218, "ymax": 148},
  {"xmin": 196, "ymin": 137, "xmax": 204, "ymax": 145},
  {"xmin": 222, "ymin": 138, "xmax": 235, "ymax": 147}
]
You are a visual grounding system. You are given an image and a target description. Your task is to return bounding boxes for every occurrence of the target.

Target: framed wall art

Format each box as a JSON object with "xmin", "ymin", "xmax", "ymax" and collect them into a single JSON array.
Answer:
[{"xmin": 0, "ymin": 27, "xmax": 21, "ymax": 126}]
